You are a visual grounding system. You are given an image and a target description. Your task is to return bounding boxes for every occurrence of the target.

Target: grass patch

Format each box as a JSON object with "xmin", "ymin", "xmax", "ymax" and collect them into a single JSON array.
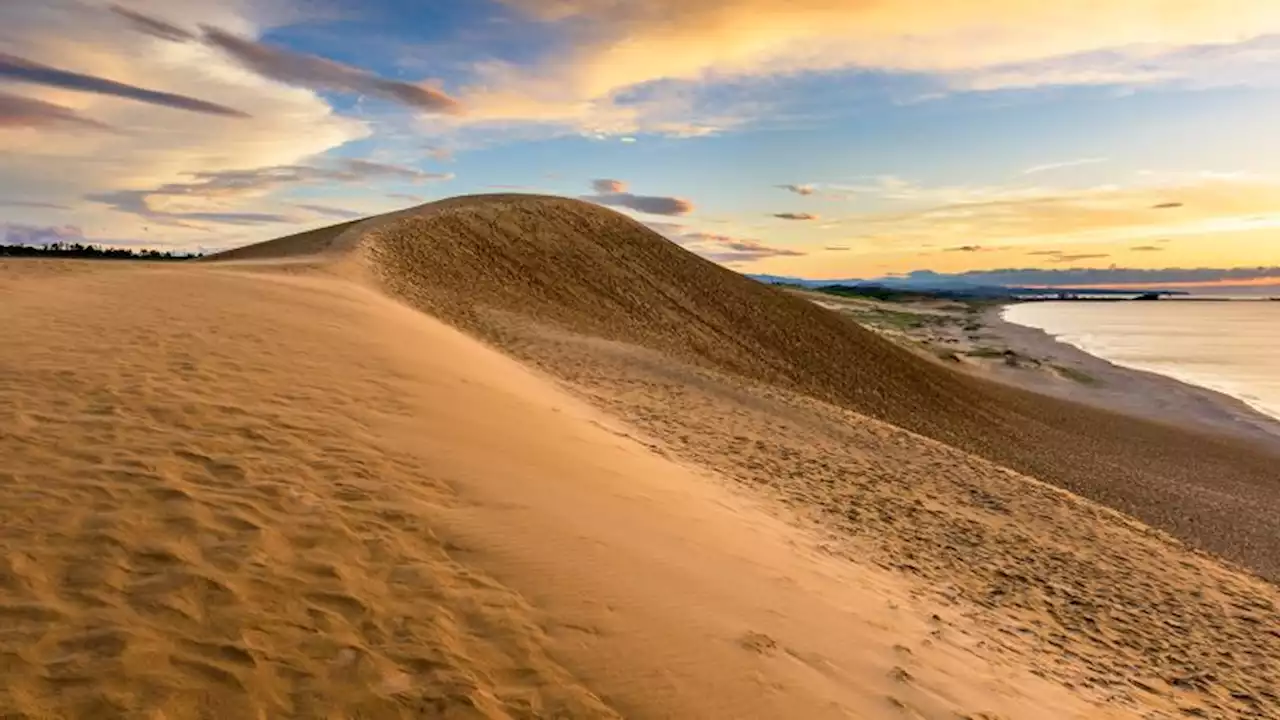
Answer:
[
  {"xmin": 1053, "ymin": 364, "xmax": 1099, "ymax": 385},
  {"xmin": 965, "ymin": 346, "xmax": 1008, "ymax": 359},
  {"xmin": 849, "ymin": 308, "xmax": 952, "ymax": 331}
]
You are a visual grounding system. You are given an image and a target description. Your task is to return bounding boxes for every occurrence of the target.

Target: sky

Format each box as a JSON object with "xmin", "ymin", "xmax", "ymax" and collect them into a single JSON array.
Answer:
[{"xmin": 3, "ymin": 0, "xmax": 1280, "ymax": 288}]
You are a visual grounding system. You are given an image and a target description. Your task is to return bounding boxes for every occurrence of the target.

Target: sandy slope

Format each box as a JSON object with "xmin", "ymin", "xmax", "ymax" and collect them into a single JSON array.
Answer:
[
  {"xmin": 3, "ymin": 194, "xmax": 1279, "ymax": 718},
  {"xmin": 350, "ymin": 196, "xmax": 1280, "ymax": 583},
  {"xmin": 2, "ymin": 260, "xmax": 1131, "ymax": 719}
]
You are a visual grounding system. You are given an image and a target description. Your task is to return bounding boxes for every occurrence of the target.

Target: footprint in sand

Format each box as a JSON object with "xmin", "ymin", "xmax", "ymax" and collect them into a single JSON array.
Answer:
[{"xmin": 737, "ymin": 630, "xmax": 778, "ymax": 656}]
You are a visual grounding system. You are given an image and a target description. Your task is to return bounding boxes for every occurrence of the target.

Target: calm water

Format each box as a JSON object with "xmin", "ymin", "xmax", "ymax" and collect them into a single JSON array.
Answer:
[{"xmin": 1003, "ymin": 301, "xmax": 1280, "ymax": 421}]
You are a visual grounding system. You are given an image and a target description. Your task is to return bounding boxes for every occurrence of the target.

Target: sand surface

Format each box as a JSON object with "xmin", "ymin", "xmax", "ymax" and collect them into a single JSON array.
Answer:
[
  {"xmin": 2, "ymin": 259, "xmax": 1135, "ymax": 719},
  {"xmin": 3, "ymin": 195, "xmax": 1279, "ymax": 719}
]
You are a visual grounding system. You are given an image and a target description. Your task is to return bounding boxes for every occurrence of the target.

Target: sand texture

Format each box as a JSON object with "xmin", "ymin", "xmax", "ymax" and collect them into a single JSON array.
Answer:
[{"xmin": 2, "ymin": 194, "xmax": 1278, "ymax": 719}]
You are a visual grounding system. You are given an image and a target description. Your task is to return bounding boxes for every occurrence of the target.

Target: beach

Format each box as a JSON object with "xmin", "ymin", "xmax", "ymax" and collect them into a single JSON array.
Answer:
[
  {"xmin": 988, "ymin": 304, "xmax": 1280, "ymax": 447},
  {"xmin": 800, "ymin": 287, "xmax": 1280, "ymax": 449},
  {"xmin": 3, "ymin": 196, "xmax": 1280, "ymax": 719}
]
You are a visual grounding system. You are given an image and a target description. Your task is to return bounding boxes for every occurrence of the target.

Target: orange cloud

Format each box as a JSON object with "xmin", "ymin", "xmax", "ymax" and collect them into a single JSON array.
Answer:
[
  {"xmin": 843, "ymin": 175, "xmax": 1280, "ymax": 248},
  {"xmin": 471, "ymin": 0, "xmax": 1280, "ymax": 130}
]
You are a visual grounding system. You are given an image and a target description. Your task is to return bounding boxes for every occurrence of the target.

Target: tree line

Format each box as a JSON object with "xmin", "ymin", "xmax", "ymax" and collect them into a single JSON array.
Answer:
[{"xmin": 0, "ymin": 242, "xmax": 202, "ymax": 261}]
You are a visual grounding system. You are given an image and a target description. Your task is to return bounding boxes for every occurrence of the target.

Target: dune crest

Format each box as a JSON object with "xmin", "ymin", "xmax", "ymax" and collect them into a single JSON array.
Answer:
[{"xmin": 2, "ymin": 194, "xmax": 1277, "ymax": 718}]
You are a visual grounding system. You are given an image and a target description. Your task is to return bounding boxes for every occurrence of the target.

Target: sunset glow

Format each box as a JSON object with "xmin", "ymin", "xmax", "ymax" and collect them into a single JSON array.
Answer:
[{"xmin": 4, "ymin": 1, "xmax": 1280, "ymax": 287}]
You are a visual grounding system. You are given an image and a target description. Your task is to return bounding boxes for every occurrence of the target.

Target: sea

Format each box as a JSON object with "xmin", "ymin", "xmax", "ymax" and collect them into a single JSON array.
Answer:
[{"xmin": 1002, "ymin": 299, "xmax": 1280, "ymax": 422}]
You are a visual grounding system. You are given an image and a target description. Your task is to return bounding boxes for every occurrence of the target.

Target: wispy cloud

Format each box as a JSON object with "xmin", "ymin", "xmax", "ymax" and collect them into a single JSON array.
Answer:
[
  {"xmin": 773, "ymin": 212, "xmax": 819, "ymax": 221},
  {"xmin": 778, "ymin": 184, "xmax": 817, "ymax": 196},
  {"xmin": 0, "ymin": 199, "xmax": 71, "ymax": 210},
  {"xmin": 109, "ymin": 5, "xmax": 196, "ymax": 42},
  {"xmin": 1, "ymin": 223, "xmax": 85, "ymax": 246},
  {"xmin": 680, "ymin": 232, "xmax": 806, "ymax": 264},
  {"xmin": 581, "ymin": 179, "xmax": 693, "ymax": 216},
  {"xmin": 1051, "ymin": 253, "xmax": 1111, "ymax": 263},
  {"xmin": 108, "ymin": 7, "xmax": 462, "ymax": 114},
  {"xmin": 0, "ymin": 91, "xmax": 110, "ymax": 130},
  {"xmin": 839, "ymin": 175, "xmax": 1280, "ymax": 249},
  {"xmin": 592, "ymin": 179, "xmax": 627, "ymax": 193},
  {"xmin": 387, "ymin": 192, "xmax": 425, "ymax": 203},
  {"xmin": 1022, "ymin": 158, "xmax": 1108, "ymax": 176},
  {"xmin": 200, "ymin": 26, "xmax": 462, "ymax": 114},
  {"xmin": 294, "ymin": 204, "xmax": 365, "ymax": 219},
  {"xmin": 643, "ymin": 222, "xmax": 804, "ymax": 264},
  {"xmin": 87, "ymin": 160, "xmax": 447, "ymax": 228},
  {"xmin": 474, "ymin": 0, "xmax": 1280, "ymax": 133},
  {"xmin": 0, "ymin": 52, "xmax": 247, "ymax": 118}
]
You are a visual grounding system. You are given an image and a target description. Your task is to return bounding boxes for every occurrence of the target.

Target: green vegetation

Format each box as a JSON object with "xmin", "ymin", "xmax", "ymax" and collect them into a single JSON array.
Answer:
[
  {"xmin": 1053, "ymin": 364, "xmax": 1099, "ymax": 385},
  {"xmin": 847, "ymin": 307, "xmax": 964, "ymax": 332},
  {"xmin": 965, "ymin": 346, "xmax": 1008, "ymax": 359},
  {"xmin": 0, "ymin": 243, "xmax": 201, "ymax": 261},
  {"xmin": 815, "ymin": 284, "xmax": 931, "ymax": 303}
]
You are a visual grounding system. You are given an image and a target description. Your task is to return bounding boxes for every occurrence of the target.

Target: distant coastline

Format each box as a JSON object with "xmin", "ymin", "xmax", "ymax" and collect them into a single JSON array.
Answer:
[
  {"xmin": 789, "ymin": 284, "xmax": 1280, "ymax": 450},
  {"xmin": 996, "ymin": 303, "xmax": 1280, "ymax": 447}
]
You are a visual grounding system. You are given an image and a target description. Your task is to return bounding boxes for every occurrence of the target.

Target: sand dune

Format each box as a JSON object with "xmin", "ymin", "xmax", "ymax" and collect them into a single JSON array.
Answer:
[
  {"xmin": 1, "ymin": 261, "xmax": 1124, "ymax": 719},
  {"xmin": 350, "ymin": 195, "xmax": 1280, "ymax": 582},
  {"xmin": 2, "ymin": 194, "xmax": 1278, "ymax": 718}
]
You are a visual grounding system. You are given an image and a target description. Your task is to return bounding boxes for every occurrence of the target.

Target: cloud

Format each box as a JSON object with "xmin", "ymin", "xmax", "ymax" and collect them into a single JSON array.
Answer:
[
  {"xmin": 387, "ymin": 192, "xmax": 425, "ymax": 203},
  {"xmin": 0, "ymin": 52, "xmax": 248, "ymax": 117},
  {"xmin": 773, "ymin": 212, "xmax": 819, "ymax": 221},
  {"xmin": 944, "ymin": 245, "xmax": 987, "ymax": 252},
  {"xmin": 1051, "ymin": 253, "xmax": 1111, "ymax": 263},
  {"xmin": 198, "ymin": 26, "xmax": 463, "ymax": 114},
  {"xmin": 642, "ymin": 221, "xmax": 803, "ymax": 264},
  {"xmin": 0, "ymin": 0, "xmax": 371, "ymax": 252},
  {"xmin": 1022, "ymin": 158, "xmax": 1108, "ymax": 176},
  {"xmin": 592, "ymin": 178, "xmax": 627, "ymax": 193},
  {"xmin": 588, "ymin": 193, "xmax": 694, "ymax": 216},
  {"xmin": 109, "ymin": 5, "xmax": 196, "ymax": 42},
  {"xmin": 0, "ymin": 91, "xmax": 110, "ymax": 130},
  {"xmin": 582, "ymin": 179, "xmax": 693, "ymax": 216},
  {"xmin": 86, "ymin": 159, "xmax": 446, "ymax": 227},
  {"xmin": 1026, "ymin": 250, "xmax": 1065, "ymax": 256},
  {"xmin": 839, "ymin": 175, "xmax": 1280, "ymax": 250},
  {"xmin": 472, "ymin": 0, "xmax": 1280, "ymax": 132},
  {"xmin": 1152, "ymin": 202, "xmax": 1185, "ymax": 209},
  {"xmin": 679, "ymin": 231, "xmax": 806, "ymax": 264},
  {"xmin": 778, "ymin": 184, "xmax": 817, "ymax": 196},
  {"xmin": 106, "ymin": 6, "xmax": 462, "ymax": 114},
  {"xmin": 294, "ymin": 203, "xmax": 365, "ymax": 219},
  {"xmin": 1131, "ymin": 245, "xmax": 1165, "ymax": 251},
  {"xmin": 825, "ymin": 245, "xmax": 850, "ymax": 251},
  {"xmin": 1, "ymin": 223, "xmax": 85, "ymax": 246},
  {"xmin": 0, "ymin": 199, "xmax": 71, "ymax": 209}
]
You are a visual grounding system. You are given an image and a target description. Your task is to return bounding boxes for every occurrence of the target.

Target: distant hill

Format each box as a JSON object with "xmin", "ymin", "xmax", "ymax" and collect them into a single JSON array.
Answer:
[{"xmin": 748, "ymin": 274, "xmax": 1188, "ymax": 298}]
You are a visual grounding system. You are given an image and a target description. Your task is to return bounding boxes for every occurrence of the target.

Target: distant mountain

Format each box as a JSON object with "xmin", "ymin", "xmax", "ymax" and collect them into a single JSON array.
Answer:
[
  {"xmin": 745, "ymin": 273, "xmax": 1187, "ymax": 298},
  {"xmin": 746, "ymin": 273, "xmax": 1018, "ymax": 297}
]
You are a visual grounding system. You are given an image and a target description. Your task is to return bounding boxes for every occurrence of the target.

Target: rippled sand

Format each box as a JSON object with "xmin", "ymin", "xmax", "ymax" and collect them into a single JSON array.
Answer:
[{"xmin": 2, "ymin": 195, "xmax": 1277, "ymax": 719}]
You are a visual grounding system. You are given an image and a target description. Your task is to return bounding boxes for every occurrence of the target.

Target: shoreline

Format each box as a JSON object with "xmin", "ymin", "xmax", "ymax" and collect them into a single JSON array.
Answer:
[
  {"xmin": 791, "ymin": 287, "xmax": 1280, "ymax": 452},
  {"xmin": 982, "ymin": 304, "xmax": 1280, "ymax": 450}
]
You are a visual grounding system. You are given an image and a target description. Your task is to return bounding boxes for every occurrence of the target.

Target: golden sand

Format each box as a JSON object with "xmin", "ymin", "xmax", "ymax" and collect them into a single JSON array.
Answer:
[{"xmin": 2, "ymin": 195, "xmax": 1277, "ymax": 719}]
